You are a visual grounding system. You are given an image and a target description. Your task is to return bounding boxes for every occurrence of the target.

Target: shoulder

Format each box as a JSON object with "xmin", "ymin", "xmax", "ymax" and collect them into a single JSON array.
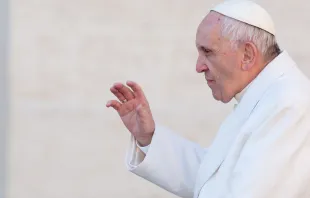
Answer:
[
  {"xmin": 254, "ymin": 69, "xmax": 310, "ymax": 116},
  {"xmin": 269, "ymin": 70, "xmax": 310, "ymax": 107}
]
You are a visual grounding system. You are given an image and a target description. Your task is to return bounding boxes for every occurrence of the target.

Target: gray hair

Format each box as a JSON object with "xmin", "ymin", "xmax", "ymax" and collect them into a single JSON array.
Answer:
[{"xmin": 220, "ymin": 15, "xmax": 281, "ymax": 60}]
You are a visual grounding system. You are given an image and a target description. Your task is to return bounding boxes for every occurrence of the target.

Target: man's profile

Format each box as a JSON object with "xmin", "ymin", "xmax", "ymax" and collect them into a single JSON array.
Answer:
[{"xmin": 107, "ymin": 1, "xmax": 310, "ymax": 197}]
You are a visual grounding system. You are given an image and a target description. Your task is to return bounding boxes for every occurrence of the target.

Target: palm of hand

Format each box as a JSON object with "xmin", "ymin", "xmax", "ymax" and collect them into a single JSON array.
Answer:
[{"xmin": 107, "ymin": 81, "xmax": 155, "ymax": 146}]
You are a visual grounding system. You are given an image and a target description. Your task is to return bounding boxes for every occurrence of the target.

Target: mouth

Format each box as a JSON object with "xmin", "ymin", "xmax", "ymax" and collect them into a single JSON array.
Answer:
[
  {"xmin": 205, "ymin": 74, "xmax": 215, "ymax": 84},
  {"xmin": 206, "ymin": 79, "xmax": 215, "ymax": 84}
]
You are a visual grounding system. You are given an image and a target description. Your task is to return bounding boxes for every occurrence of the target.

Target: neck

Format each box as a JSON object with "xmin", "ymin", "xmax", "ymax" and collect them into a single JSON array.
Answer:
[
  {"xmin": 234, "ymin": 60, "xmax": 267, "ymax": 102},
  {"xmin": 234, "ymin": 53, "xmax": 281, "ymax": 103}
]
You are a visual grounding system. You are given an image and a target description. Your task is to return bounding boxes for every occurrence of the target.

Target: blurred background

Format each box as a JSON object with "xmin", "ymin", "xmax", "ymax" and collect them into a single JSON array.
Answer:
[{"xmin": 1, "ymin": 0, "xmax": 309, "ymax": 197}]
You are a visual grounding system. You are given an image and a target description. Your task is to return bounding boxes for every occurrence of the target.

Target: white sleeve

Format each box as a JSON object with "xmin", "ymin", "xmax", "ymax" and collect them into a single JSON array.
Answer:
[
  {"xmin": 136, "ymin": 140, "xmax": 150, "ymax": 154},
  {"xmin": 125, "ymin": 125, "xmax": 207, "ymax": 198}
]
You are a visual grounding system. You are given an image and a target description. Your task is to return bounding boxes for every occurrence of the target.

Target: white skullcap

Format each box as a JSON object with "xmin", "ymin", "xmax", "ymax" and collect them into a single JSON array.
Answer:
[{"xmin": 211, "ymin": 0, "xmax": 276, "ymax": 35}]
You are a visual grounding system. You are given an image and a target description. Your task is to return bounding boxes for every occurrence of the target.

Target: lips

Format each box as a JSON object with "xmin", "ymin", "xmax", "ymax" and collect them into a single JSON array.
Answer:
[
  {"xmin": 205, "ymin": 77, "xmax": 214, "ymax": 82},
  {"xmin": 205, "ymin": 74, "xmax": 215, "ymax": 83},
  {"xmin": 205, "ymin": 78, "xmax": 215, "ymax": 85}
]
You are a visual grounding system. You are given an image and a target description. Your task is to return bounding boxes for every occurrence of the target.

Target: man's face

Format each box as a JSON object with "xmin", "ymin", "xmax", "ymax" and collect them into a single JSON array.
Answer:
[{"xmin": 196, "ymin": 12, "xmax": 244, "ymax": 103}]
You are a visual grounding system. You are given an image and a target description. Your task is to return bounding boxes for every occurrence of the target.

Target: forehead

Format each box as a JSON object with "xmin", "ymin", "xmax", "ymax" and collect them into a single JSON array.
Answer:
[{"xmin": 196, "ymin": 12, "xmax": 223, "ymax": 47}]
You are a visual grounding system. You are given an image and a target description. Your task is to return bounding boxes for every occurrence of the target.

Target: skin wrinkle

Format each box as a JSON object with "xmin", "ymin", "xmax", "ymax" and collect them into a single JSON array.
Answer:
[{"xmin": 195, "ymin": 11, "xmax": 280, "ymax": 103}]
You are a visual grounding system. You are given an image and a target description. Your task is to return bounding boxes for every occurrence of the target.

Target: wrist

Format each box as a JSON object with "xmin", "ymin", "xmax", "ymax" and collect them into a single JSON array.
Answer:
[{"xmin": 136, "ymin": 133, "xmax": 154, "ymax": 147}]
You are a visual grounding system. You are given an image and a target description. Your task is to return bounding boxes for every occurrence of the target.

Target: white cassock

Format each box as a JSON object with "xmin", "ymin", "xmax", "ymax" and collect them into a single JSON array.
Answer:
[{"xmin": 125, "ymin": 50, "xmax": 310, "ymax": 198}]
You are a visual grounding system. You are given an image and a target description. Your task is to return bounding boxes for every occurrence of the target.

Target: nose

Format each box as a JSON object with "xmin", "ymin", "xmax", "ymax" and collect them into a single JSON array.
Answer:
[{"xmin": 196, "ymin": 55, "xmax": 208, "ymax": 73}]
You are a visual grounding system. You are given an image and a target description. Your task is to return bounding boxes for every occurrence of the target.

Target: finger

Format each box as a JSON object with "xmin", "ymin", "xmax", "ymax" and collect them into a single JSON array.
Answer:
[
  {"xmin": 113, "ymin": 83, "xmax": 135, "ymax": 100},
  {"xmin": 106, "ymin": 100, "xmax": 122, "ymax": 111},
  {"xmin": 126, "ymin": 81, "xmax": 146, "ymax": 100},
  {"xmin": 110, "ymin": 87, "xmax": 127, "ymax": 103}
]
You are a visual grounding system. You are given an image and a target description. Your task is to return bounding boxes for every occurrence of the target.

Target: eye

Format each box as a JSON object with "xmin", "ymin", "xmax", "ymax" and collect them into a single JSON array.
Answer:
[{"xmin": 201, "ymin": 47, "xmax": 211, "ymax": 54}]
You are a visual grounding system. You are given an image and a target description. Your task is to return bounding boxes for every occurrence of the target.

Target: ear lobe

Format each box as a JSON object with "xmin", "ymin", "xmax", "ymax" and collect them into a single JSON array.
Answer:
[
  {"xmin": 242, "ymin": 42, "xmax": 256, "ymax": 71},
  {"xmin": 242, "ymin": 64, "xmax": 249, "ymax": 70}
]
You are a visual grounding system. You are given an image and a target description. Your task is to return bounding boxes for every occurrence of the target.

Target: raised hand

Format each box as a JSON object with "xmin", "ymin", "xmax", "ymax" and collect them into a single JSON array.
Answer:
[{"xmin": 106, "ymin": 81, "xmax": 155, "ymax": 146}]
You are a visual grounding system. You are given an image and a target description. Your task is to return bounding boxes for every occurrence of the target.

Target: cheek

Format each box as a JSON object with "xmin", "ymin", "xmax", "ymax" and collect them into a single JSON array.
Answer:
[
  {"xmin": 205, "ymin": 57, "xmax": 220, "ymax": 74},
  {"xmin": 218, "ymin": 57, "xmax": 238, "ymax": 79},
  {"xmin": 211, "ymin": 61, "xmax": 229, "ymax": 81},
  {"xmin": 207, "ymin": 55, "xmax": 237, "ymax": 83}
]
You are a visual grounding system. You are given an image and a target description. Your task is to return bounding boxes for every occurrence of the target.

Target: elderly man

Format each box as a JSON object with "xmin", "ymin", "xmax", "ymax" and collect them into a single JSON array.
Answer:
[{"xmin": 106, "ymin": 0, "xmax": 310, "ymax": 197}]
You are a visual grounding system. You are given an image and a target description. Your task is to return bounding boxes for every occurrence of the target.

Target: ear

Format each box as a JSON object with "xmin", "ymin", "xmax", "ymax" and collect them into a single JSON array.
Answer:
[{"xmin": 241, "ymin": 42, "xmax": 257, "ymax": 71}]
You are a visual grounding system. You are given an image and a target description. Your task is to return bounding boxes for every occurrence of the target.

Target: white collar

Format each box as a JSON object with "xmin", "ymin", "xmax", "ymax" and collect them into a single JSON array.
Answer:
[
  {"xmin": 234, "ymin": 51, "xmax": 287, "ymax": 103},
  {"xmin": 234, "ymin": 81, "xmax": 252, "ymax": 103},
  {"xmin": 233, "ymin": 50, "xmax": 295, "ymax": 113}
]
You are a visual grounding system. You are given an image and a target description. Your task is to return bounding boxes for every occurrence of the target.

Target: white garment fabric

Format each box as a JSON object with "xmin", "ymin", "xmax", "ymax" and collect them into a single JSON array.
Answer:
[
  {"xmin": 125, "ymin": 51, "xmax": 310, "ymax": 198},
  {"xmin": 136, "ymin": 140, "xmax": 149, "ymax": 153}
]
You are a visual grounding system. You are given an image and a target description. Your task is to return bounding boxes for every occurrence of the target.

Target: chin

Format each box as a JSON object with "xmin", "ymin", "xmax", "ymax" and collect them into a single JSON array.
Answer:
[
  {"xmin": 213, "ymin": 92, "xmax": 232, "ymax": 104},
  {"xmin": 221, "ymin": 98, "xmax": 232, "ymax": 104}
]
